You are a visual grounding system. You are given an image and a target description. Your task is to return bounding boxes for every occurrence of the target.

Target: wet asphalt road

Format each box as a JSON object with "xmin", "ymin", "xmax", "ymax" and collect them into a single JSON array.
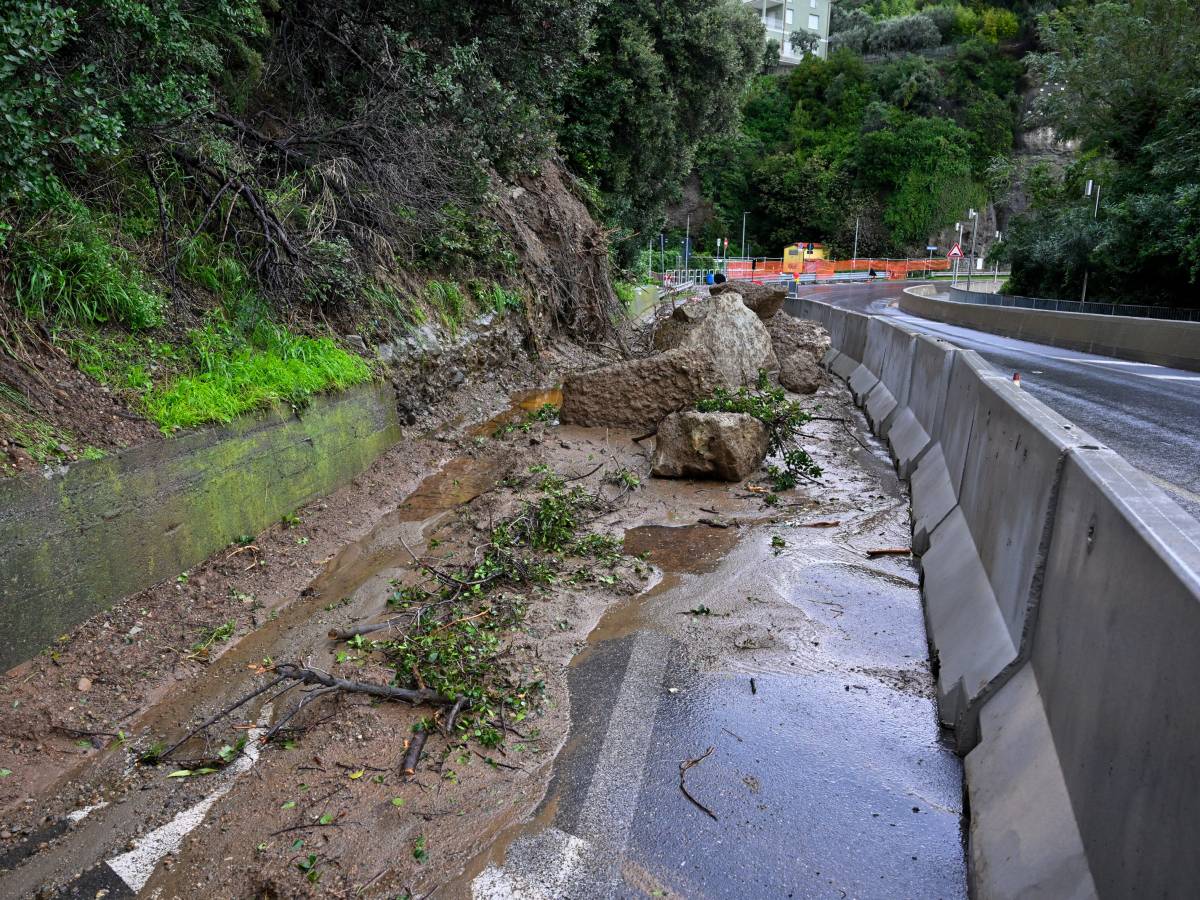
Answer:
[
  {"xmin": 791, "ymin": 282, "xmax": 1200, "ymax": 520},
  {"xmin": 469, "ymin": 406, "xmax": 967, "ymax": 899}
]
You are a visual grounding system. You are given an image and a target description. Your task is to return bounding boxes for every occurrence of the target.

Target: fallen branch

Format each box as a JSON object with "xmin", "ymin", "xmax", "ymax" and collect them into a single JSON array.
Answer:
[
  {"xmin": 631, "ymin": 429, "xmax": 657, "ymax": 444},
  {"xmin": 160, "ymin": 674, "xmax": 287, "ymax": 761},
  {"xmin": 800, "ymin": 520, "xmax": 841, "ymax": 528},
  {"xmin": 443, "ymin": 696, "xmax": 468, "ymax": 736},
  {"xmin": 865, "ymin": 548, "xmax": 911, "ymax": 558},
  {"xmin": 679, "ymin": 747, "xmax": 718, "ymax": 821},
  {"xmin": 275, "ymin": 664, "xmax": 450, "ymax": 705},
  {"xmin": 328, "ymin": 617, "xmax": 407, "ymax": 641},
  {"xmin": 401, "ymin": 729, "xmax": 429, "ymax": 777}
]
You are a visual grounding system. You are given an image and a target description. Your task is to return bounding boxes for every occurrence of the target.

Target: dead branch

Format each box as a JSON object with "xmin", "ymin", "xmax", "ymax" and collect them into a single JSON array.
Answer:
[
  {"xmin": 161, "ymin": 674, "xmax": 287, "ymax": 761},
  {"xmin": 401, "ymin": 729, "xmax": 429, "ymax": 777},
  {"xmin": 274, "ymin": 663, "xmax": 450, "ymax": 705},
  {"xmin": 679, "ymin": 746, "xmax": 718, "ymax": 821}
]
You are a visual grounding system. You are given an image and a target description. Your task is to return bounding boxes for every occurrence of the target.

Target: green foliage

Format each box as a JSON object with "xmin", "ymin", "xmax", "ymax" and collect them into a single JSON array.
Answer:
[
  {"xmin": 560, "ymin": 0, "xmax": 764, "ymax": 256},
  {"xmin": 143, "ymin": 323, "xmax": 373, "ymax": 431},
  {"xmin": 6, "ymin": 187, "xmax": 164, "ymax": 330},
  {"xmin": 1005, "ymin": 0, "xmax": 1200, "ymax": 304},
  {"xmin": 698, "ymin": 13, "xmax": 1021, "ymax": 257},
  {"xmin": 424, "ymin": 281, "xmax": 469, "ymax": 335},
  {"xmin": 696, "ymin": 375, "xmax": 822, "ymax": 489},
  {"xmin": 470, "ymin": 280, "xmax": 524, "ymax": 316}
]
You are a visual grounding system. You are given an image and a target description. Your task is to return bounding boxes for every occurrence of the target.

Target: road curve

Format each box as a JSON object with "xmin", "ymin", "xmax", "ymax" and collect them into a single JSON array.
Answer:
[{"xmin": 790, "ymin": 282, "xmax": 1200, "ymax": 520}]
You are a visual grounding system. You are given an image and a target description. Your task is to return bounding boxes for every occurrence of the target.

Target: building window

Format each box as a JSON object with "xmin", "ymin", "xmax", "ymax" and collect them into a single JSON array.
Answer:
[
  {"xmin": 808, "ymin": 13, "xmax": 819, "ymax": 30},
  {"xmin": 786, "ymin": 8, "xmax": 793, "ymax": 25},
  {"xmin": 810, "ymin": 0, "xmax": 817, "ymax": 8}
]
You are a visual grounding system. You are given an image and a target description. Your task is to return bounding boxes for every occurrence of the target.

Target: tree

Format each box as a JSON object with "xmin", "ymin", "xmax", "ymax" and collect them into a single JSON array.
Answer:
[{"xmin": 560, "ymin": 0, "xmax": 764, "ymax": 252}]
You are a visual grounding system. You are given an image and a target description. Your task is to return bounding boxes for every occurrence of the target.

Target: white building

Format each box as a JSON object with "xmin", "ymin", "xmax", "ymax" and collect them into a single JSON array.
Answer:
[{"xmin": 745, "ymin": 0, "xmax": 831, "ymax": 64}]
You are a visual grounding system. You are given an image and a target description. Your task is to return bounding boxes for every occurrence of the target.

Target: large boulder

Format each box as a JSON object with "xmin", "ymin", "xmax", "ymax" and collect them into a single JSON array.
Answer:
[
  {"xmin": 560, "ymin": 348, "xmax": 722, "ymax": 429},
  {"xmin": 653, "ymin": 294, "xmax": 777, "ymax": 388},
  {"xmin": 651, "ymin": 411, "xmax": 770, "ymax": 481},
  {"xmin": 765, "ymin": 313, "xmax": 830, "ymax": 395},
  {"xmin": 709, "ymin": 281, "xmax": 787, "ymax": 320}
]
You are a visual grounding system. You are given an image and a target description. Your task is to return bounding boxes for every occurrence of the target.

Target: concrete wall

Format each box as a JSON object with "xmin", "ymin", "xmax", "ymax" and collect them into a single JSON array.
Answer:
[
  {"xmin": 901, "ymin": 286, "xmax": 1200, "ymax": 372},
  {"xmin": 0, "ymin": 384, "xmax": 401, "ymax": 669},
  {"xmin": 795, "ymin": 298, "xmax": 1200, "ymax": 899}
]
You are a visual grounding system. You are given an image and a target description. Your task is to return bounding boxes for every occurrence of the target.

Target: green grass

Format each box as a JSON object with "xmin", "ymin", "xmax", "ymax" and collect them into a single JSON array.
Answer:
[
  {"xmin": 144, "ymin": 324, "xmax": 372, "ymax": 431},
  {"xmin": 424, "ymin": 280, "xmax": 469, "ymax": 334},
  {"xmin": 7, "ymin": 193, "xmax": 165, "ymax": 331},
  {"xmin": 470, "ymin": 280, "xmax": 524, "ymax": 316},
  {"xmin": 613, "ymin": 281, "xmax": 635, "ymax": 309}
]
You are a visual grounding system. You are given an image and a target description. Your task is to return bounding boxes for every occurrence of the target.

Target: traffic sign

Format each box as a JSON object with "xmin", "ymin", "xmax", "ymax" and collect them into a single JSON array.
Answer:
[
  {"xmin": 947, "ymin": 243, "xmax": 964, "ymax": 260},
  {"xmin": 926, "ymin": 246, "xmax": 939, "ymax": 252}
]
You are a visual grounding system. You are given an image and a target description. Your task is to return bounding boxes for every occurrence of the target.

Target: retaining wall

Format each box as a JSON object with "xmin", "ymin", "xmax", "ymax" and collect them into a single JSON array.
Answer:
[
  {"xmin": 901, "ymin": 285, "xmax": 1200, "ymax": 372},
  {"xmin": 791, "ymin": 297, "xmax": 1200, "ymax": 899},
  {"xmin": 0, "ymin": 384, "xmax": 402, "ymax": 670}
]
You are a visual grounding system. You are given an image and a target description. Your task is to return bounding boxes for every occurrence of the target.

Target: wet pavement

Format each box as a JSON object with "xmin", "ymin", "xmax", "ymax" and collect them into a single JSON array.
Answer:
[
  {"xmin": 1, "ymin": 377, "xmax": 967, "ymax": 899},
  {"xmin": 466, "ymin": 407, "xmax": 966, "ymax": 898}
]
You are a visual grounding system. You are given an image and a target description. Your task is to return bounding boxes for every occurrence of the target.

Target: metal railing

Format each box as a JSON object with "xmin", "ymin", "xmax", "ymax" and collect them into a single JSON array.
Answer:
[{"xmin": 947, "ymin": 287, "xmax": 1200, "ymax": 323}]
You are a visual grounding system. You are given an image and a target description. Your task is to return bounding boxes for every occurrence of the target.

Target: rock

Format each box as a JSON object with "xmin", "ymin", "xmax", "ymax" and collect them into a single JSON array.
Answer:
[
  {"xmin": 560, "ymin": 348, "xmax": 722, "ymax": 429},
  {"xmin": 76, "ymin": 677, "xmax": 92, "ymax": 692},
  {"xmin": 345, "ymin": 334, "xmax": 368, "ymax": 353},
  {"xmin": 653, "ymin": 294, "xmax": 777, "ymax": 388},
  {"xmin": 651, "ymin": 411, "xmax": 770, "ymax": 481},
  {"xmin": 710, "ymin": 281, "xmax": 787, "ymax": 320},
  {"xmin": 765, "ymin": 313, "xmax": 830, "ymax": 395}
]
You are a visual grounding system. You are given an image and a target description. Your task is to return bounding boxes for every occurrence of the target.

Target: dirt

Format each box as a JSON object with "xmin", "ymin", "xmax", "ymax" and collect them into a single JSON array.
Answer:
[
  {"xmin": 0, "ymin": 337, "xmax": 160, "ymax": 474},
  {"xmin": 0, "ymin": 346, "xmax": 929, "ymax": 898}
]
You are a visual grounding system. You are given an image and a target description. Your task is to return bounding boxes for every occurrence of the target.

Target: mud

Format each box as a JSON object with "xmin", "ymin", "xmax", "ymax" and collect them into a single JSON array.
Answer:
[{"xmin": 0, "ymin": 364, "xmax": 964, "ymax": 899}]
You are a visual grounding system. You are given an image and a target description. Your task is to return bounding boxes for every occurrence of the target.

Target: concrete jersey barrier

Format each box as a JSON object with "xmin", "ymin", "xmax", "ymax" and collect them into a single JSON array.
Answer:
[{"xmin": 790, "ymin": 297, "xmax": 1200, "ymax": 899}]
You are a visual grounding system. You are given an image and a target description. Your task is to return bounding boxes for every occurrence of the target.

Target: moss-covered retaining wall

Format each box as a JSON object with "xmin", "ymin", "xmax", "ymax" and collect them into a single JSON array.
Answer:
[{"xmin": 0, "ymin": 383, "xmax": 401, "ymax": 670}]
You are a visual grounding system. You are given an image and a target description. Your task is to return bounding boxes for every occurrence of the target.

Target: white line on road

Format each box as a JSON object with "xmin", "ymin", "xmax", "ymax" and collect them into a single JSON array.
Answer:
[{"xmin": 105, "ymin": 703, "xmax": 273, "ymax": 892}]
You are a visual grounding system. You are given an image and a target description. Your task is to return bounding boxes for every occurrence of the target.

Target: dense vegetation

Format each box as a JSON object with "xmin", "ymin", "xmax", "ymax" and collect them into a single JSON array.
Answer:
[
  {"xmin": 0, "ymin": 0, "xmax": 763, "ymax": 455},
  {"xmin": 1000, "ymin": 0, "xmax": 1200, "ymax": 305},
  {"xmin": 696, "ymin": 0, "xmax": 1029, "ymax": 259},
  {"xmin": 690, "ymin": 0, "xmax": 1200, "ymax": 308}
]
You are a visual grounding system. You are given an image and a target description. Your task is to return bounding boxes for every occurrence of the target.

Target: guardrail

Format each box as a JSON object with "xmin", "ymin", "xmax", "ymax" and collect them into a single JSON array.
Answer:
[
  {"xmin": 790, "ymin": 296, "xmax": 1200, "ymax": 900},
  {"xmin": 948, "ymin": 285, "xmax": 1200, "ymax": 322}
]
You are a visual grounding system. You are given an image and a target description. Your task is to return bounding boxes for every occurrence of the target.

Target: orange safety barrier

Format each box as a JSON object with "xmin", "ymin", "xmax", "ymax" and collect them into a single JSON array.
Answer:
[{"xmin": 728, "ymin": 257, "xmax": 951, "ymax": 282}]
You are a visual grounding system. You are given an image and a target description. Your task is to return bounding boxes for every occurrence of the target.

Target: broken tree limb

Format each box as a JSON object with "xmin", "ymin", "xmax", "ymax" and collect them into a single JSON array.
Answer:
[
  {"xmin": 274, "ymin": 663, "xmax": 450, "ymax": 705},
  {"xmin": 160, "ymin": 674, "xmax": 287, "ymax": 761},
  {"xmin": 631, "ymin": 428, "xmax": 657, "ymax": 444},
  {"xmin": 443, "ymin": 696, "xmax": 468, "ymax": 736},
  {"xmin": 401, "ymin": 729, "xmax": 429, "ymax": 777},
  {"xmin": 679, "ymin": 747, "xmax": 718, "ymax": 821},
  {"xmin": 865, "ymin": 548, "xmax": 911, "ymax": 558},
  {"xmin": 328, "ymin": 618, "xmax": 407, "ymax": 641}
]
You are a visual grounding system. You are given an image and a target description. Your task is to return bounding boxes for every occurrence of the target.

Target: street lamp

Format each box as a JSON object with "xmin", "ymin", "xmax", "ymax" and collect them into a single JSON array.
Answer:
[
  {"xmin": 1081, "ymin": 180, "xmax": 1102, "ymax": 303},
  {"xmin": 966, "ymin": 208, "xmax": 980, "ymax": 291},
  {"xmin": 741, "ymin": 212, "xmax": 749, "ymax": 260}
]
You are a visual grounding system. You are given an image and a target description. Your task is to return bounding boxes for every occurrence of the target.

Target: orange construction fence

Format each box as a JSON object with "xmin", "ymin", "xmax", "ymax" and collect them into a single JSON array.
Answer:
[{"xmin": 726, "ymin": 257, "xmax": 950, "ymax": 282}]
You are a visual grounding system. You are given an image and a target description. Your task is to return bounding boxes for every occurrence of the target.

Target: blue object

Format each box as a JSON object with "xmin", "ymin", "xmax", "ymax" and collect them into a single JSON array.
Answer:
[{"xmin": 705, "ymin": 272, "xmax": 715, "ymax": 285}]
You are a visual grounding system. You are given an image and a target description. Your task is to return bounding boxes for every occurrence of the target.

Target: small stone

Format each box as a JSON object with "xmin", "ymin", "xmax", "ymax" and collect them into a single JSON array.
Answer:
[
  {"xmin": 76, "ymin": 677, "xmax": 92, "ymax": 692},
  {"xmin": 345, "ymin": 334, "xmax": 368, "ymax": 353}
]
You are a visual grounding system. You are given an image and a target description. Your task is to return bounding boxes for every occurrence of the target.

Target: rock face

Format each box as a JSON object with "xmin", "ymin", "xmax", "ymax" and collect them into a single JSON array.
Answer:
[
  {"xmin": 709, "ymin": 281, "xmax": 787, "ymax": 320},
  {"xmin": 765, "ymin": 313, "xmax": 830, "ymax": 395},
  {"xmin": 651, "ymin": 411, "xmax": 770, "ymax": 481},
  {"xmin": 653, "ymin": 294, "xmax": 777, "ymax": 388},
  {"xmin": 560, "ymin": 348, "xmax": 721, "ymax": 429}
]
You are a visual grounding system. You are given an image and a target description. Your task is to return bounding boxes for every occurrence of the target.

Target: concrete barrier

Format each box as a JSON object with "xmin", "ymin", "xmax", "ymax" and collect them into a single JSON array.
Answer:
[
  {"xmin": 862, "ymin": 319, "xmax": 918, "ymax": 438},
  {"xmin": 789, "ymin": 296, "xmax": 1200, "ymax": 898},
  {"xmin": 0, "ymin": 384, "xmax": 401, "ymax": 670},
  {"xmin": 901, "ymin": 287, "xmax": 1200, "ymax": 372}
]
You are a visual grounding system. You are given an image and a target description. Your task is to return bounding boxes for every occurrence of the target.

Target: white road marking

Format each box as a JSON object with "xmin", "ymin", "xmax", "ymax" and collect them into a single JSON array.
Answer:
[
  {"xmin": 105, "ymin": 703, "xmax": 272, "ymax": 892},
  {"xmin": 472, "ymin": 632, "xmax": 673, "ymax": 898},
  {"xmin": 1046, "ymin": 357, "xmax": 1161, "ymax": 367},
  {"xmin": 66, "ymin": 802, "xmax": 109, "ymax": 823}
]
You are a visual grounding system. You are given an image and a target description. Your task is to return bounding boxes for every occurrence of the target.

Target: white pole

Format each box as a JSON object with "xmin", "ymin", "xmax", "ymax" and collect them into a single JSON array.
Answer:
[
  {"xmin": 852, "ymin": 216, "xmax": 860, "ymax": 266},
  {"xmin": 967, "ymin": 209, "xmax": 979, "ymax": 291},
  {"xmin": 741, "ymin": 212, "xmax": 748, "ymax": 261},
  {"xmin": 684, "ymin": 214, "xmax": 690, "ymax": 276}
]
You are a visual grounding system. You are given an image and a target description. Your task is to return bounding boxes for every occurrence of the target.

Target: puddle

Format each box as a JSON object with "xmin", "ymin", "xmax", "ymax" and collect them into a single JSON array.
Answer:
[
  {"xmin": 622, "ymin": 524, "xmax": 741, "ymax": 575},
  {"xmin": 394, "ymin": 455, "xmax": 501, "ymax": 521},
  {"xmin": 472, "ymin": 387, "xmax": 563, "ymax": 437}
]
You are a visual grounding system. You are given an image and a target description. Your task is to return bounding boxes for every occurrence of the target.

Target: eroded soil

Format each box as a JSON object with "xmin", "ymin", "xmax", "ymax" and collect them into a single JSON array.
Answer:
[{"xmin": 0, "ymin": 358, "xmax": 963, "ymax": 899}]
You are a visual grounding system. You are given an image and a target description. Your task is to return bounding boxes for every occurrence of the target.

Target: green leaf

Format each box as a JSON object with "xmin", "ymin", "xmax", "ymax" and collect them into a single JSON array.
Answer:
[
  {"xmin": 281, "ymin": 800, "xmax": 296, "ymax": 809},
  {"xmin": 166, "ymin": 769, "xmax": 192, "ymax": 778}
]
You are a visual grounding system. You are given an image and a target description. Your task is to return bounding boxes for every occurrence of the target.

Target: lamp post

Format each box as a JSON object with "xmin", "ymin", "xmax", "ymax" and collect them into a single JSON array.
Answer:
[
  {"xmin": 992, "ymin": 231, "xmax": 1002, "ymax": 290},
  {"xmin": 966, "ymin": 208, "xmax": 980, "ymax": 291},
  {"xmin": 1082, "ymin": 180, "xmax": 1102, "ymax": 303},
  {"xmin": 852, "ymin": 216, "xmax": 860, "ymax": 267},
  {"xmin": 741, "ymin": 212, "xmax": 748, "ymax": 261}
]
